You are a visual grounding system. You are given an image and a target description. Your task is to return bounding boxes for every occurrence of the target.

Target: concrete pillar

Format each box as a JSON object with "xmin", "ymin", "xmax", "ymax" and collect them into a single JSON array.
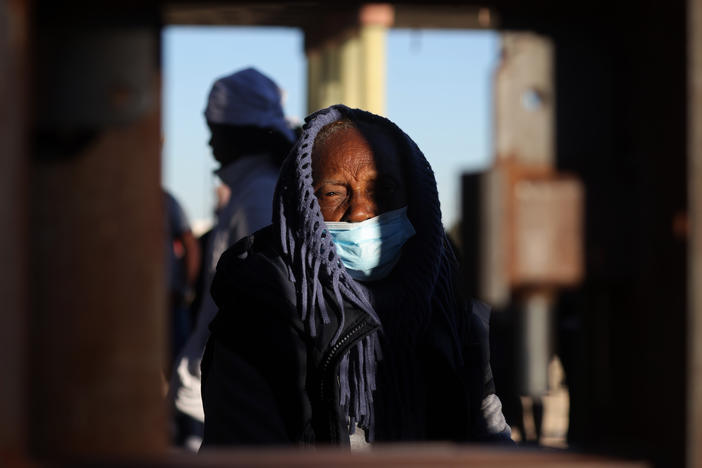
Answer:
[
  {"xmin": 307, "ymin": 49, "xmax": 322, "ymax": 115},
  {"xmin": 304, "ymin": 4, "xmax": 393, "ymax": 115},
  {"xmin": 0, "ymin": 0, "xmax": 29, "ymax": 457},
  {"xmin": 339, "ymin": 32, "xmax": 362, "ymax": 107},
  {"xmin": 485, "ymin": 33, "xmax": 559, "ymax": 398},
  {"xmin": 494, "ymin": 33, "xmax": 555, "ymax": 167},
  {"xmin": 359, "ymin": 23, "xmax": 388, "ymax": 115},
  {"xmin": 320, "ymin": 43, "xmax": 342, "ymax": 108},
  {"xmin": 483, "ymin": 32, "xmax": 556, "ymax": 308}
]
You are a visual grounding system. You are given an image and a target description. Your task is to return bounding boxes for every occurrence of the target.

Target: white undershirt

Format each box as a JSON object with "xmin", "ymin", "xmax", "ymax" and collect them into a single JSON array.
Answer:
[{"xmin": 349, "ymin": 425, "xmax": 371, "ymax": 451}]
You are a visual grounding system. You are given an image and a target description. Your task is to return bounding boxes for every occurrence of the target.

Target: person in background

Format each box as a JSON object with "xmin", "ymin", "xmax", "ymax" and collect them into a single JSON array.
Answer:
[
  {"xmin": 169, "ymin": 67, "xmax": 296, "ymax": 451},
  {"xmin": 164, "ymin": 190, "xmax": 200, "ymax": 371},
  {"xmin": 188, "ymin": 183, "xmax": 231, "ymax": 328},
  {"xmin": 200, "ymin": 105, "xmax": 512, "ymax": 447}
]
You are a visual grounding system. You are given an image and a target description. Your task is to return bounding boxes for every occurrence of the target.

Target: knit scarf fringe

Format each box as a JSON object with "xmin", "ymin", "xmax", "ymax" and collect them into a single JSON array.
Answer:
[
  {"xmin": 274, "ymin": 107, "xmax": 382, "ymax": 440},
  {"xmin": 277, "ymin": 197, "xmax": 381, "ymax": 439},
  {"xmin": 273, "ymin": 105, "xmax": 457, "ymax": 442}
]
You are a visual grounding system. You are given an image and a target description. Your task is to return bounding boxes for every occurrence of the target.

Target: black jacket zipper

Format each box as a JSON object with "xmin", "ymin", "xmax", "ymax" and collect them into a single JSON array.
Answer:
[{"xmin": 318, "ymin": 317, "xmax": 377, "ymax": 403}]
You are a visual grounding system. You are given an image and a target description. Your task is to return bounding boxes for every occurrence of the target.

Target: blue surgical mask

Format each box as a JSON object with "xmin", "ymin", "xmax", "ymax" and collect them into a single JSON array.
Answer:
[{"xmin": 326, "ymin": 206, "xmax": 416, "ymax": 282}]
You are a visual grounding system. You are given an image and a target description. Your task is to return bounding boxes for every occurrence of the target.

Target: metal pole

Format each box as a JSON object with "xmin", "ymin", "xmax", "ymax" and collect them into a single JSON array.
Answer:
[
  {"xmin": 688, "ymin": 1, "xmax": 702, "ymax": 466},
  {"xmin": 518, "ymin": 291, "xmax": 553, "ymax": 397},
  {"xmin": 29, "ymin": 25, "xmax": 166, "ymax": 457},
  {"xmin": 0, "ymin": 0, "xmax": 30, "ymax": 456}
]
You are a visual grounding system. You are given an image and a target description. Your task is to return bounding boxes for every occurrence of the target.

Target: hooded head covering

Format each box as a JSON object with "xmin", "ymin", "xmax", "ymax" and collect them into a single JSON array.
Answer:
[
  {"xmin": 273, "ymin": 105, "xmax": 462, "ymax": 441},
  {"xmin": 204, "ymin": 67, "xmax": 295, "ymax": 143}
]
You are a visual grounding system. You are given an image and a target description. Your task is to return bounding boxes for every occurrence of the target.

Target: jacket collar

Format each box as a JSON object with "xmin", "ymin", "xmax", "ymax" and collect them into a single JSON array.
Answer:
[{"xmin": 215, "ymin": 154, "xmax": 273, "ymax": 188}]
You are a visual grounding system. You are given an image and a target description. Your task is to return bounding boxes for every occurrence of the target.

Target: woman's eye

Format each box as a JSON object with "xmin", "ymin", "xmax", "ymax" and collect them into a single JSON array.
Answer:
[{"xmin": 317, "ymin": 188, "xmax": 345, "ymax": 199}]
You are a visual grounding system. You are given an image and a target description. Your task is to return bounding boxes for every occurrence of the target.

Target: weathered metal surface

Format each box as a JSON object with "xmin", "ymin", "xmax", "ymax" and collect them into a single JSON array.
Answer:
[
  {"xmin": 512, "ymin": 176, "xmax": 584, "ymax": 286},
  {"xmin": 479, "ymin": 32, "xmax": 578, "ymax": 407},
  {"xmin": 393, "ymin": 5, "xmax": 497, "ymax": 29},
  {"xmin": 479, "ymin": 168, "xmax": 510, "ymax": 306},
  {"xmin": 53, "ymin": 445, "xmax": 650, "ymax": 468},
  {"xmin": 0, "ymin": 0, "xmax": 29, "ymax": 457},
  {"xmin": 495, "ymin": 32, "xmax": 555, "ymax": 167},
  {"xmin": 164, "ymin": 3, "xmax": 497, "ymax": 30},
  {"xmin": 478, "ymin": 167, "xmax": 583, "ymax": 299},
  {"xmin": 165, "ymin": 2, "xmax": 314, "ymax": 26},
  {"xmin": 29, "ymin": 27, "xmax": 166, "ymax": 457},
  {"xmin": 518, "ymin": 292, "xmax": 554, "ymax": 396},
  {"xmin": 688, "ymin": 1, "xmax": 702, "ymax": 467},
  {"xmin": 35, "ymin": 29, "xmax": 155, "ymax": 130},
  {"xmin": 482, "ymin": 32, "xmax": 560, "ymax": 307}
]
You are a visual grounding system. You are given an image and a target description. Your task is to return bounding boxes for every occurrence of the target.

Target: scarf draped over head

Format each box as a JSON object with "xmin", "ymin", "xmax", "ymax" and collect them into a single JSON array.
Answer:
[{"xmin": 273, "ymin": 105, "xmax": 460, "ymax": 441}]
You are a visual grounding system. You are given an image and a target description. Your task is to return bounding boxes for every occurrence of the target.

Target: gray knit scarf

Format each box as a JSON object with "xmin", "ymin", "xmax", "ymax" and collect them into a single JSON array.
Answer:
[{"xmin": 273, "ymin": 105, "xmax": 461, "ymax": 441}]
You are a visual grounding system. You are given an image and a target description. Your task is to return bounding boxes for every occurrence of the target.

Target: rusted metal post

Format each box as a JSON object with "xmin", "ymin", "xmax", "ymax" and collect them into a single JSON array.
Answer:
[
  {"xmin": 518, "ymin": 292, "xmax": 553, "ymax": 396},
  {"xmin": 486, "ymin": 33, "xmax": 568, "ymax": 398},
  {"xmin": 0, "ymin": 0, "xmax": 29, "ymax": 458},
  {"xmin": 688, "ymin": 0, "xmax": 702, "ymax": 466},
  {"xmin": 28, "ymin": 24, "xmax": 166, "ymax": 457}
]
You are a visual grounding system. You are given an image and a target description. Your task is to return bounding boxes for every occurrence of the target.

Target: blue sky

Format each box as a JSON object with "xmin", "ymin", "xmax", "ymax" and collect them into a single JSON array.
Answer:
[{"xmin": 162, "ymin": 26, "xmax": 497, "ymax": 230}]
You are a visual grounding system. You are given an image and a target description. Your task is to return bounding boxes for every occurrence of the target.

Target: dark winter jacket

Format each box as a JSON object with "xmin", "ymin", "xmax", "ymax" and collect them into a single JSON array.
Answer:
[{"xmin": 201, "ymin": 226, "xmax": 510, "ymax": 446}]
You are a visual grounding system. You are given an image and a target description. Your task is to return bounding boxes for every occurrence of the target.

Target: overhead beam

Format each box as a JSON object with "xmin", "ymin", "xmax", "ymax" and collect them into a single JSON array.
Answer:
[{"xmin": 164, "ymin": 2, "xmax": 497, "ymax": 29}]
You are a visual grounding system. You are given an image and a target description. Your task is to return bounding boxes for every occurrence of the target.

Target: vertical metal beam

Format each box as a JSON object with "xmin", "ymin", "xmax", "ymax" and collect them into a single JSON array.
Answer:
[
  {"xmin": 688, "ymin": 1, "xmax": 702, "ymax": 466},
  {"xmin": 519, "ymin": 293, "xmax": 553, "ymax": 396},
  {"xmin": 494, "ymin": 32, "xmax": 555, "ymax": 167},
  {"xmin": 486, "ymin": 33, "xmax": 559, "ymax": 400},
  {"xmin": 483, "ymin": 32, "xmax": 556, "ymax": 307},
  {"xmin": 29, "ymin": 26, "xmax": 166, "ymax": 457},
  {"xmin": 0, "ymin": 0, "xmax": 29, "ymax": 456}
]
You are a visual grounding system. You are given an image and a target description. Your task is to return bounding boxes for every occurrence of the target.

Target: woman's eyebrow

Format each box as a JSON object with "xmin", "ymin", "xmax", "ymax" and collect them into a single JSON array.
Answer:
[{"xmin": 317, "ymin": 179, "xmax": 347, "ymax": 186}]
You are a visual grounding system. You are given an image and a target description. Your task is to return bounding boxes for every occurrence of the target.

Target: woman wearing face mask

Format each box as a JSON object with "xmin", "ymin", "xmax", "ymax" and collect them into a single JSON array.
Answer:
[{"xmin": 200, "ymin": 105, "xmax": 512, "ymax": 448}]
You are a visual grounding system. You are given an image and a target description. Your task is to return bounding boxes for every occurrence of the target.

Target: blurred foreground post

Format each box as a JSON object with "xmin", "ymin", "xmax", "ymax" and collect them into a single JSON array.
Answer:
[
  {"xmin": 0, "ymin": 0, "xmax": 30, "ymax": 458},
  {"xmin": 481, "ymin": 33, "xmax": 583, "ymax": 396},
  {"xmin": 688, "ymin": 0, "xmax": 702, "ymax": 466},
  {"xmin": 27, "ymin": 7, "xmax": 166, "ymax": 457}
]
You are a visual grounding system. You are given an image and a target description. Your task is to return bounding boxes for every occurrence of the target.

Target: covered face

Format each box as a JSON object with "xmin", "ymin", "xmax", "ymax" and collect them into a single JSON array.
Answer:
[
  {"xmin": 310, "ymin": 120, "xmax": 415, "ymax": 282},
  {"xmin": 273, "ymin": 105, "xmax": 442, "ymax": 292}
]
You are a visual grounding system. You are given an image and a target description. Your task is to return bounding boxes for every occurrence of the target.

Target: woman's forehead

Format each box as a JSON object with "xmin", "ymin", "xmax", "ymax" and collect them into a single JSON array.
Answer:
[{"xmin": 312, "ymin": 123, "xmax": 403, "ymax": 172}]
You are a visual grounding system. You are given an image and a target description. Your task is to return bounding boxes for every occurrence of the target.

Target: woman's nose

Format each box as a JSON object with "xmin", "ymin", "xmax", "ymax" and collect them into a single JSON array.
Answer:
[{"xmin": 345, "ymin": 191, "xmax": 377, "ymax": 222}]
